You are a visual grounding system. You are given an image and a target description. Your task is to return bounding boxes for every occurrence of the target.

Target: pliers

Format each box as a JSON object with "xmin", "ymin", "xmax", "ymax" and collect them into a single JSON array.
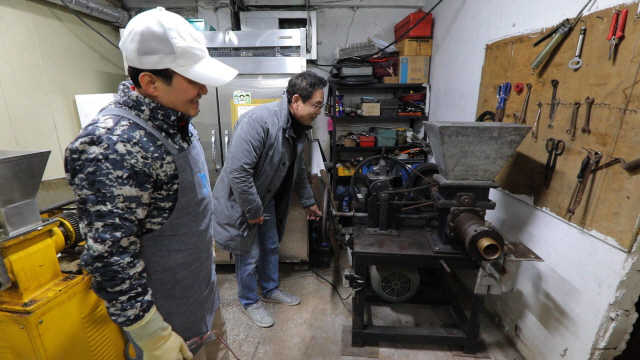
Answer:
[{"xmin": 607, "ymin": 8, "xmax": 628, "ymax": 61}]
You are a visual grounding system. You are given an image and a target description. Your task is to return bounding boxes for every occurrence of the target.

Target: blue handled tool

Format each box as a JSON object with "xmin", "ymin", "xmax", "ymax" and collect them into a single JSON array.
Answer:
[{"xmin": 495, "ymin": 82, "xmax": 511, "ymax": 122}]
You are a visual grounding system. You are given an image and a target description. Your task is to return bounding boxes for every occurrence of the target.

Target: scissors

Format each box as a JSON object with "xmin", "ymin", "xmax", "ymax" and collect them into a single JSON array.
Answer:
[
  {"xmin": 544, "ymin": 138, "xmax": 565, "ymax": 188},
  {"xmin": 495, "ymin": 82, "xmax": 511, "ymax": 122}
]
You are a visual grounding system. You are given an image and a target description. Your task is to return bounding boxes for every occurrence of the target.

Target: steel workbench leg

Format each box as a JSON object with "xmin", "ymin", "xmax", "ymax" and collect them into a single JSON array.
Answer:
[
  {"xmin": 464, "ymin": 269, "xmax": 489, "ymax": 354},
  {"xmin": 351, "ymin": 254, "xmax": 367, "ymax": 347}
]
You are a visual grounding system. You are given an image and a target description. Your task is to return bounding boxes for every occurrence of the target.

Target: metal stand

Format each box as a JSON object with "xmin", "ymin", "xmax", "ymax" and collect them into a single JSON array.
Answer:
[{"xmin": 351, "ymin": 226, "xmax": 488, "ymax": 354}]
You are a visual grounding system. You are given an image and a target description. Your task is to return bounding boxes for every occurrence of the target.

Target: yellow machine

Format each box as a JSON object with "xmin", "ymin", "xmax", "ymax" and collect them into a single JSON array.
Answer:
[{"xmin": 0, "ymin": 150, "xmax": 126, "ymax": 360}]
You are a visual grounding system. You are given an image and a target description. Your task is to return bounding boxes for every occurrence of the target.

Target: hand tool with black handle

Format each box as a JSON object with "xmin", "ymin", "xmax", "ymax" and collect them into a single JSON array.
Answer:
[
  {"xmin": 549, "ymin": 79, "xmax": 559, "ymax": 120},
  {"xmin": 565, "ymin": 155, "xmax": 591, "ymax": 217},
  {"xmin": 544, "ymin": 138, "xmax": 565, "ymax": 188},
  {"xmin": 567, "ymin": 151, "xmax": 602, "ymax": 216}
]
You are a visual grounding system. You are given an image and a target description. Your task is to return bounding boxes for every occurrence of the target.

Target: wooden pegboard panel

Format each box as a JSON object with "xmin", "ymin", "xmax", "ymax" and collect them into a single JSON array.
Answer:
[{"xmin": 476, "ymin": 4, "xmax": 640, "ymax": 250}]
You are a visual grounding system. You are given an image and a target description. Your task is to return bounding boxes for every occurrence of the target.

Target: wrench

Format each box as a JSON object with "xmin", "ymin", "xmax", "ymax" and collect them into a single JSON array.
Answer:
[
  {"xmin": 568, "ymin": 27, "xmax": 586, "ymax": 69},
  {"xmin": 549, "ymin": 98, "xmax": 560, "ymax": 129},
  {"xmin": 532, "ymin": 101, "xmax": 542, "ymax": 141},
  {"xmin": 566, "ymin": 101, "xmax": 580, "ymax": 140},
  {"xmin": 517, "ymin": 83, "xmax": 532, "ymax": 124},
  {"xmin": 549, "ymin": 79, "xmax": 559, "ymax": 119},
  {"xmin": 581, "ymin": 96, "xmax": 594, "ymax": 134}
]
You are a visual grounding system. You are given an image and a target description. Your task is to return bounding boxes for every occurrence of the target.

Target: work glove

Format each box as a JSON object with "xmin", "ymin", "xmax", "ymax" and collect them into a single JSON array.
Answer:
[{"xmin": 124, "ymin": 305, "xmax": 193, "ymax": 360}]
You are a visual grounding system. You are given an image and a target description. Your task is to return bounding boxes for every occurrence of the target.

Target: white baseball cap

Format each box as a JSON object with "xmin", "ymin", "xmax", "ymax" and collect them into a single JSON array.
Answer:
[{"xmin": 119, "ymin": 7, "xmax": 238, "ymax": 87}]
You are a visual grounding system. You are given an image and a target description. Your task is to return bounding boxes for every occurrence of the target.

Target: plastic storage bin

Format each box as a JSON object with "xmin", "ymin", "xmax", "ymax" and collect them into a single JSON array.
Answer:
[
  {"xmin": 377, "ymin": 128, "xmax": 397, "ymax": 146},
  {"xmin": 359, "ymin": 135, "xmax": 375, "ymax": 147},
  {"xmin": 394, "ymin": 9, "xmax": 433, "ymax": 42}
]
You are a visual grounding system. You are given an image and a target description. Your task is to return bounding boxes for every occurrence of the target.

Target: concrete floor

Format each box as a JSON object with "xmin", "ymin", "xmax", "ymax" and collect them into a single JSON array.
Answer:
[{"xmin": 215, "ymin": 253, "xmax": 525, "ymax": 360}]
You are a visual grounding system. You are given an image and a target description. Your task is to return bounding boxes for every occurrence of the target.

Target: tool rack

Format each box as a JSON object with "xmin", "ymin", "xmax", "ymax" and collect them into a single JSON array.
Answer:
[{"xmin": 475, "ymin": 3, "xmax": 640, "ymax": 251}]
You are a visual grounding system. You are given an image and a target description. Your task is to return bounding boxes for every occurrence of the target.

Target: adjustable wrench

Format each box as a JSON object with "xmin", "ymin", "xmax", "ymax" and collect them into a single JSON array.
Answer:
[
  {"xmin": 532, "ymin": 101, "xmax": 542, "ymax": 141},
  {"xmin": 581, "ymin": 96, "xmax": 594, "ymax": 134},
  {"xmin": 566, "ymin": 101, "xmax": 580, "ymax": 140},
  {"xmin": 516, "ymin": 83, "xmax": 532, "ymax": 124},
  {"xmin": 549, "ymin": 98, "xmax": 560, "ymax": 129},
  {"xmin": 549, "ymin": 79, "xmax": 559, "ymax": 118}
]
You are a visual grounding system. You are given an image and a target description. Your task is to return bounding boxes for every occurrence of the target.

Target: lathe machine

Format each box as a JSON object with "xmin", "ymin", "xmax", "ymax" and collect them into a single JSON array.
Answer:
[{"xmin": 337, "ymin": 122, "xmax": 542, "ymax": 354}]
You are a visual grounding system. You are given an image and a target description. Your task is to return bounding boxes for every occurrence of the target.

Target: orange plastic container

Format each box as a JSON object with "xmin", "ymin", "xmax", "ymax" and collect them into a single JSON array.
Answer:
[{"xmin": 394, "ymin": 10, "xmax": 433, "ymax": 42}]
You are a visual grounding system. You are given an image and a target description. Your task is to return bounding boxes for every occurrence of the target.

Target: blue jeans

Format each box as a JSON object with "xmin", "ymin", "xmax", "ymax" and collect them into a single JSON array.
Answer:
[{"xmin": 235, "ymin": 200, "xmax": 280, "ymax": 308}]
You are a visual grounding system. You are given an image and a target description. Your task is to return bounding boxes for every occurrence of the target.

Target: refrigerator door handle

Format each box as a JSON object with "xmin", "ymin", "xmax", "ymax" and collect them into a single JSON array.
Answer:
[
  {"xmin": 211, "ymin": 130, "xmax": 219, "ymax": 174},
  {"xmin": 224, "ymin": 130, "xmax": 230, "ymax": 160}
]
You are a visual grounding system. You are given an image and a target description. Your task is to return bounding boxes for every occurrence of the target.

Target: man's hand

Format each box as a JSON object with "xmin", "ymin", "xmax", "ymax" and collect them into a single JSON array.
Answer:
[
  {"xmin": 304, "ymin": 205, "xmax": 322, "ymax": 220},
  {"xmin": 124, "ymin": 306, "xmax": 193, "ymax": 360},
  {"xmin": 248, "ymin": 216, "xmax": 264, "ymax": 225}
]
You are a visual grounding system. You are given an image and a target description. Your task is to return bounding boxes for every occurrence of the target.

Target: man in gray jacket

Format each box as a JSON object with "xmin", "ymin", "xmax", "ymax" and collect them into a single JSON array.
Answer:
[{"xmin": 211, "ymin": 71, "xmax": 326, "ymax": 327}]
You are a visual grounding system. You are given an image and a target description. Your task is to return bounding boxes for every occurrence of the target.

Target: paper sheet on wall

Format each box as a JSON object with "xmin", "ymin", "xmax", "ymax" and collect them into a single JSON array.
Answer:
[
  {"xmin": 237, "ymin": 106, "xmax": 255, "ymax": 117},
  {"xmin": 230, "ymin": 98, "xmax": 280, "ymax": 130}
]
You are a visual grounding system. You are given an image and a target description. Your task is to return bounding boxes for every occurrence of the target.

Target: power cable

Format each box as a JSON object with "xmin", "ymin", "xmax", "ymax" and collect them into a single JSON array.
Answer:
[
  {"xmin": 311, "ymin": 268, "xmax": 352, "ymax": 313},
  {"xmin": 59, "ymin": 0, "xmax": 120, "ymax": 50}
]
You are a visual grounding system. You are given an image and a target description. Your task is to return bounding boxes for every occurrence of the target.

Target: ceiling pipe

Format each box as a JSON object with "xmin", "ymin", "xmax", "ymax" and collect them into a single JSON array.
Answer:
[{"xmin": 47, "ymin": 0, "xmax": 130, "ymax": 27}]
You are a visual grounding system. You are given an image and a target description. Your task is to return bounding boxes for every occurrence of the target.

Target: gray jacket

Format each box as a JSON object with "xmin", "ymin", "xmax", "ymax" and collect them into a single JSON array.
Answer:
[{"xmin": 211, "ymin": 95, "xmax": 315, "ymax": 255}]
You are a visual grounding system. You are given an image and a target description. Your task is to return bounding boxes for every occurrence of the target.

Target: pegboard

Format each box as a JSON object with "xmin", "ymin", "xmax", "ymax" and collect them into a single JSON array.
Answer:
[{"xmin": 476, "ymin": 4, "xmax": 640, "ymax": 250}]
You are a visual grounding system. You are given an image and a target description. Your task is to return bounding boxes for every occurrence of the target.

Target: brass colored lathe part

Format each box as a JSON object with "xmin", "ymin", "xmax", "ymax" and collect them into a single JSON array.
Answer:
[{"xmin": 477, "ymin": 237, "xmax": 501, "ymax": 260}]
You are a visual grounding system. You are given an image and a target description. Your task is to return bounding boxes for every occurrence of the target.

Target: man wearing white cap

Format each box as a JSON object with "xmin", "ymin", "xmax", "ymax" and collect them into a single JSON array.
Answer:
[{"xmin": 65, "ymin": 7, "xmax": 238, "ymax": 360}]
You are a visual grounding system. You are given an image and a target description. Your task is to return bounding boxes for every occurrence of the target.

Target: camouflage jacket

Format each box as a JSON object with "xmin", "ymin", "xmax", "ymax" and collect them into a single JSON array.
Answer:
[{"xmin": 65, "ymin": 80, "xmax": 194, "ymax": 326}]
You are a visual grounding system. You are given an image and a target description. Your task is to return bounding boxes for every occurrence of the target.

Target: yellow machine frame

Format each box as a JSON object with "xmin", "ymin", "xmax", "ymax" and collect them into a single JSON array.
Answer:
[{"xmin": 0, "ymin": 219, "xmax": 126, "ymax": 359}]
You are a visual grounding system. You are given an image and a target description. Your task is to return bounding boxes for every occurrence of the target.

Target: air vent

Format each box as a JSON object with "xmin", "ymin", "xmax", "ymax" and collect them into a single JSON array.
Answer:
[{"xmin": 208, "ymin": 46, "xmax": 300, "ymax": 58}]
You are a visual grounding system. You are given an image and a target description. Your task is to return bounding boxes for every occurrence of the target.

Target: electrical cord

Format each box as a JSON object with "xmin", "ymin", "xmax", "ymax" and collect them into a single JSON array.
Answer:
[
  {"xmin": 311, "ymin": 268, "xmax": 353, "ymax": 314},
  {"xmin": 59, "ymin": 0, "xmax": 120, "ymax": 50},
  {"xmin": 216, "ymin": 265, "xmax": 351, "ymax": 312}
]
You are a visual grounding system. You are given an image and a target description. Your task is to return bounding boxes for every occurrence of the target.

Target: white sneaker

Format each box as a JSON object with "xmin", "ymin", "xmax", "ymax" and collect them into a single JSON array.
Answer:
[
  {"xmin": 242, "ymin": 301, "xmax": 274, "ymax": 328},
  {"xmin": 261, "ymin": 289, "xmax": 301, "ymax": 306}
]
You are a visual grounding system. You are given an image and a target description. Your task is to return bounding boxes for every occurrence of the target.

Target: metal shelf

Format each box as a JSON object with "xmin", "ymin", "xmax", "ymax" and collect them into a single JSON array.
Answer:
[
  {"xmin": 334, "ymin": 115, "xmax": 425, "ymax": 121},
  {"xmin": 335, "ymin": 145, "xmax": 417, "ymax": 152},
  {"xmin": 332, "ymin": 83, "xmax": 427, "ymax": 89}
]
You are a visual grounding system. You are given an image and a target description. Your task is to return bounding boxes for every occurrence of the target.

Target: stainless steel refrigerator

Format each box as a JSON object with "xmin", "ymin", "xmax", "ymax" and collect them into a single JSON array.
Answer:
[{"xmin": 194, "ymin": 29, "xmax": 309, "ymax": 264}]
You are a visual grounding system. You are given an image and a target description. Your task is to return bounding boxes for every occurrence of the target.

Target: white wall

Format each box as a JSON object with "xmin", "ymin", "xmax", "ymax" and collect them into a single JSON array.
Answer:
[
  {"xmin": 0, "ymin": 0, "xmax": 124, "ymax": 180},
  {"xmin": 429, "ymin": 1, "xmax": 640, "ymax": 359}
]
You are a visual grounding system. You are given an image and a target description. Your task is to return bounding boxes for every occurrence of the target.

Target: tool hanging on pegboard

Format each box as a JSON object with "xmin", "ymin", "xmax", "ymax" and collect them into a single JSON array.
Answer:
[
  {"xmin": 495, "ymin": 82, "xmax": 511, "ymax": 122},
  {"xmin": 607, "ymin": 8, "xmax": 628, "ymax": 61},
  {"xmin": 569, "ymin": 27, "xmax": 587, "ymax": 69},
  {"xmin": 531, "ymin": 0, "xmax": 593, "ymax": 70}
]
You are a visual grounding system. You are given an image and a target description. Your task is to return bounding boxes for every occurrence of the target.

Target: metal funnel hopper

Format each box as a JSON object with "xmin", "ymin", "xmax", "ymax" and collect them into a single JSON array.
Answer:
[
  {"xmin": 425, "ymin": 122, "xmax": 531, "ymax": 182},
  {"xmin": 0, "ymin": 150, "xmax": 51, "ymax": 237}
]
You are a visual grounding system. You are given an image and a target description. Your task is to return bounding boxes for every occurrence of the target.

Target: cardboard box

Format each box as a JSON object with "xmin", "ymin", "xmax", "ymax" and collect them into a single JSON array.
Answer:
[
  {"xmin": 382, "ymin": 76, "xmax": 399, "ymax": 84},
  {"xmin": 360, "ymin": 102, "xmax": 381, "ymax": 116},
  {"xmin": 399, "ymin": 56, "xmax": 430, "ymax": 84},
  {"xmin": 396, "ymin": 39, "xmax": 432, "ymax": 56}
]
